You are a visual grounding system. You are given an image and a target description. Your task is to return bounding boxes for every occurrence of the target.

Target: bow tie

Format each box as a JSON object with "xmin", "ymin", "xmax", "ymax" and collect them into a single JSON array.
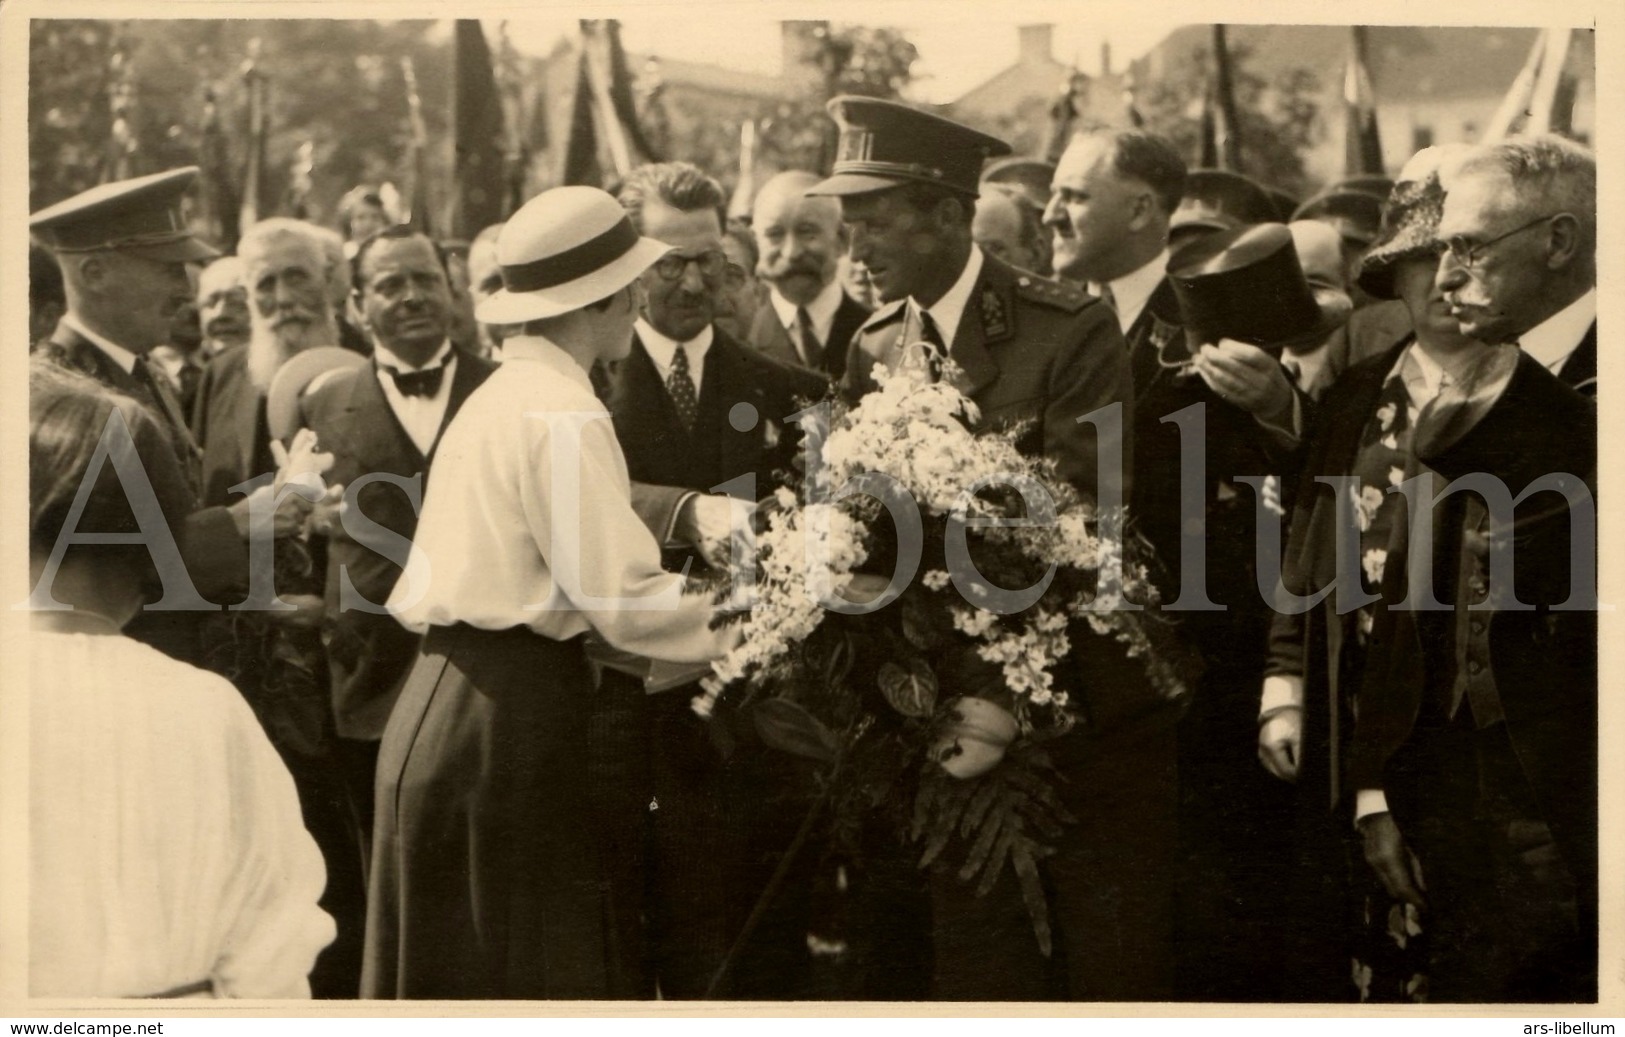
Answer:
[{"xmin": 383, "ymin": 362, "xmax": 446, "ymax": 398}]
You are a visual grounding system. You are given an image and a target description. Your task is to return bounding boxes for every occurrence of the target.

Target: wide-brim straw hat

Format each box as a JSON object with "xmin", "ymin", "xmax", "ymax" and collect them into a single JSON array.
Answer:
[{"xmin": 475, "ymin": 186, "xmax": 671, "ymax": 325}]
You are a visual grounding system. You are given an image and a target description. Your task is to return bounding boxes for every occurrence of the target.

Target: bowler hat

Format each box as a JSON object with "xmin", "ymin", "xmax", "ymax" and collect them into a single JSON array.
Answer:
[
  {"xmin": 30, "ymin": 167, "xmax": 219, "ymax": 264},
  {"xmin": 810, "ymin": 96, "xmax": 1012, "ymax": 199},
  {"xmin": 1292, "ymin": 188, "xmax": 1385, "ymax": 248},
  {"xmin": 1168, "ymin": 222, "xmax": 1330, "ymax": 351},
  {"xmin": 1171, "ymin": 169, "xmax": 1279, "ymax": 237},
  {"xmin": 475, "ymin": 186, "xmax": 671, "ymax": 325}
]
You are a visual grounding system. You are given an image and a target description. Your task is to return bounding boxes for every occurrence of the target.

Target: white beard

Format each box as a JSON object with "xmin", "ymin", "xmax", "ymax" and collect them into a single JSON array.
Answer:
[{"xmin": 245, "ymin": 310, "xmax": 339, "ymax": 394}]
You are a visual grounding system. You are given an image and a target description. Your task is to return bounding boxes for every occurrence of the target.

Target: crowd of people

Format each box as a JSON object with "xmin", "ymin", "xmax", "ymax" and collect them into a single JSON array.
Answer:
[{"xmin": 24, "ymin": 92, "xmax": 1597, "ymax": 1004}]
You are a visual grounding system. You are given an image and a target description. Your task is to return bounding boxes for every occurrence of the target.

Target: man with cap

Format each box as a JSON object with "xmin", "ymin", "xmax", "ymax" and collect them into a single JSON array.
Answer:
[
  {"xmin": 748, "ymin": 170, "xmax": 872, "ymax": 381},
  {"xmin": 30, "ymin": 167, "xmax": 319, "ymax": 662},
  {"xmin": 817, "ymin": 98, "xmax": 1144, "ymax": 1001},
  {"xmin": 1259, "ymin": 147, "xmax": 1595, "ymax": 1001},
  {"xmin": 364, "ymin": 185, "xmax": 737, "ymax": 1000},
  {"xmin": 1436, "ymin": 135, "xmax": 1595, "ymax": 396},
  {"xmin": 1045, "ymin": 127, "xmax": 1311, "ymax": 999}
]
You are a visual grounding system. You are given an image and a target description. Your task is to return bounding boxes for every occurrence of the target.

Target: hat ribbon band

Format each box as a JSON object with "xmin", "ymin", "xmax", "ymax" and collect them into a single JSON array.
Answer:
[{"xmin": 501, "ymin": 218, "xmax": 640, "ymax": 293}]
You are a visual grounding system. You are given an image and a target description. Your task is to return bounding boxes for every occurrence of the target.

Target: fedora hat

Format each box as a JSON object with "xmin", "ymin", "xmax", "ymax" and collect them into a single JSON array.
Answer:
[
  {"xmin": 475, "ymin": 186, "xmax": 671, "ymax": 325},
  {"xmin": 1168, "ymin": 222, "xmax": 1339, "ymax": 352}
]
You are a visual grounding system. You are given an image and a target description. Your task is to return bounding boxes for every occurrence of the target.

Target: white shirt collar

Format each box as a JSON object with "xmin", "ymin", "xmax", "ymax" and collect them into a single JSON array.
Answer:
[
  {"xmin": 635, "ymin": 318, "xmax": 714, "ymax": 375},
  {"xmin": 768, "ymin": 279, "xmax": 846, "ymax": 345},
  {"xmin": 62, "ymin": 313, "xmax": 138, "ymax": 374},
  {"xmin": 907, "ymin": 246, "xmax": 984, "ymax": 351},
  {"xmin": 498, "ymin": 334, "xmax": 597, "ymax": 392},
  {"xmin": 1517, "ymin": 287, "xmax": 1595, "ymax": 375},
  {"xmin": 1389, "ymin": 339, "xmax": 1484, "ymax": 411},
  {"xmin": 1099, "ymin": 249, "xmax": 1170, "ymax": 335},
  {"xmin": 374, "ymin": 340, "xmax": 454, "ymax": 373}
]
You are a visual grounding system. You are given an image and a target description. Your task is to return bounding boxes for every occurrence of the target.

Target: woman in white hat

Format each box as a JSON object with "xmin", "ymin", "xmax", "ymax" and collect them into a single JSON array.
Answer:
[{"xmin": 362, "ymin": 187, "xmax": 736, "ymax": 1000}]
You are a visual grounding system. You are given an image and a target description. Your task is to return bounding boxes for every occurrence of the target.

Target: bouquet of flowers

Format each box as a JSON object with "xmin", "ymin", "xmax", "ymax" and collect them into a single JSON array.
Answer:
[{"xmin": 698, "ymin": 345, "xmax": 1192, "ymax": 953}]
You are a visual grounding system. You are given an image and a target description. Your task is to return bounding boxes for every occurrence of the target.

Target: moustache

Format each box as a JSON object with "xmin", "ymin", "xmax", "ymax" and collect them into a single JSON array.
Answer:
[{"xmin": 769, "ymin": 257, "xmax": 825, "ymax": 280}]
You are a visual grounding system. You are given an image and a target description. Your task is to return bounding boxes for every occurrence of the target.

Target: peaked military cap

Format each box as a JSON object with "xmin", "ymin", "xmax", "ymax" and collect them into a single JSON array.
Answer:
[
  {"xmin": 811, "ymin": 96, "xmax": 1012, "ymax": 199},
  {"xmin": 30, "ymin": 167, "xmax": 219, "ymax": 263},
  {"xmin": 980, "ymin": 156, "xmax": 1056, "ymax": 212}
]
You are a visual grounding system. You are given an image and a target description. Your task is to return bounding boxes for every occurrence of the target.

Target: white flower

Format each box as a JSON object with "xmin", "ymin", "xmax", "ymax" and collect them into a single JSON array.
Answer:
[
  {"xmin": 922, "ymin": 570, "xmax": 952, "ymax": 591},
  {"xmin": 1376, "ymin": 402, "xmax": 1397, "ymax": 432},
  {"xmin": 1362, "ymin": 548, "xmax": 1387, "ymax": 586}
]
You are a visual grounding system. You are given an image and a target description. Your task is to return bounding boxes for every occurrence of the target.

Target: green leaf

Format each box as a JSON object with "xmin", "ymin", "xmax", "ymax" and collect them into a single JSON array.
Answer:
[
  {"xmin": 751, "ymin": 699, "xmax": 840, "ymax": 763},
  {"xmin": 878, "ymin": 659, "xmax": 937, "ymax": 718}
]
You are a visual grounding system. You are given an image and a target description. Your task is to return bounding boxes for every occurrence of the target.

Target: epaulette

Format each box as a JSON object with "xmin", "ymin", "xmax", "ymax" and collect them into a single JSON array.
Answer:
[
  {"xmin": 1013, "ymin": 273, "xmax": 1095, "ymax": 314},
  {"xmin": 857, "ymin": 297, "xmax": 907, "ymax": 331}
]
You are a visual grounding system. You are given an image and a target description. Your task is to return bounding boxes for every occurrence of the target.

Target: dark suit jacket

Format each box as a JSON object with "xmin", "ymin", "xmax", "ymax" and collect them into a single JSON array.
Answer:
[
  {"xmin": 1268, "ymin": 345, "xmax": 1595, "ymax": 885},
  {"xmin": 747, "ymin": 289, "xmax": 869, "ymax": 385},
  {"xmin": 33, "ymin": 319, "xmax": 247, "ymax": 623},
  {"xmin": 842, "ymin": 253, "xmax": 1132, "ymax": 503},
  {"xmin": 191, "ymin": 344, "xmax": 276, "ymax": 510},
  {"xmin": 296, "ymin": 350, "xmax": 495, "ymax": 740},
  {"xmin": 1125, "ymin": 277, "xmax": 1307, "ymax": 673},
  {"xmin": 1558, "ymin": 320, "xmax": 1597, "ymax": 396},
  {"xmin": 604, "ymin": 324, "xmax": 827, "ymax": 572}
]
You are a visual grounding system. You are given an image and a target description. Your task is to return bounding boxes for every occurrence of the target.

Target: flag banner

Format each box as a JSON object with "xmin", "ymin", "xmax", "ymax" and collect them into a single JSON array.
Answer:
[
  {"xmin": 450, "ymin": 20, "xmax": 507, "ymax": 240},
  {"xmin": 1343, "ymin": 26, "xmax": 1384, "ymax": 175}
]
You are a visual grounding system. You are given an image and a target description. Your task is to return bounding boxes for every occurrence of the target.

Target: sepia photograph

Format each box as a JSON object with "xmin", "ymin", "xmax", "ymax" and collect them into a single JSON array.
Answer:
[{"xmin": 0, "ymin": 0, "xmax": 1614, "ymax": 1018}]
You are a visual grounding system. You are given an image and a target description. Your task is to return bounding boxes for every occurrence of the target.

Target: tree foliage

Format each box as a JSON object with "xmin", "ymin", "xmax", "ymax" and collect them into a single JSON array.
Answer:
[
  {"xmin": 1135, "ymin": 42, "xmax": 1322, "ymax": 197},
  {"xmin": 29, "ymin": 19, "xmax": 454, "ymax": 226}
]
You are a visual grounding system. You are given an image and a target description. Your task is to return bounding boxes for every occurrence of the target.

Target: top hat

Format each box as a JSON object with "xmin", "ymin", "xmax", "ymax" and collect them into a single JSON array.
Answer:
[
  {"xmin": 1168, "ymin": 222, "xmax": 1332, "ymax": 351},
  {"xmin": 980, "ymin": 156, "xmax": 1056, "ymax": 212},
  {"xmin": 30, "ymin": 167, "xmax": 220, "ymax": 264},
  {"xmin": 475, "ymin": 186, "xmax": 672, "ymax": 325},
  {"xmin": 1292, "ymin": 188, "xmax": 1385, "ymax": 248},
  {"xmin": 1170, "ymin": 169, "xmax": 1280, "ymax": 237},
  {"xmin": 810, "ymin": 96, "xmax": 1012, "ymax": 199}
]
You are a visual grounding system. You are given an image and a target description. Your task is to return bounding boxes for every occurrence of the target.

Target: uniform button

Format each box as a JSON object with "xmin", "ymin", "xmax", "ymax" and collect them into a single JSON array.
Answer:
[
  {"xmin": 1470, "ymin": 620, "xmax": 1485, "ymax": 634},
  {"xmin": 1018, "ymin": 276, "xmax": 1031, "ymax": 287}
]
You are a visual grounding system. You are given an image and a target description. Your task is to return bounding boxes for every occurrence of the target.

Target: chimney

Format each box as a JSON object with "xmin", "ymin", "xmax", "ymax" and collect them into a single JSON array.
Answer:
[
  {"xmin": 1101, "ymin": 40, "xmax": 1113, "ymax": 75},
  {"xmin": 1018, "ymin": 24, "xmax": 1054, "ymax": 64}
]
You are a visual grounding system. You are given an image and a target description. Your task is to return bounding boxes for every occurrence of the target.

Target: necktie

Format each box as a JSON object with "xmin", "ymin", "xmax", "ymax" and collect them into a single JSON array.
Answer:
[
  {"xmin": 385, "ymin": 363, "xmax": 445, "ymax": 398},
  {"xmin": 918, "ymin": 310, "xmax": 945, "ymax": 382},
  {"xmin": 131, "ymin": 356, "xmax": 191, "ymax": 438},
  {"xmin": 667, "ymin": 342, "xmax": 700, "ymax": 431},
  {"xmin": 177, "ymin": 361, "xmax": 202, "ymax": 415},
  {"xmin": 1352, "ymin": 374, "xmax": 1415, "ymax": 645},
  {"xmin": 795, "ymin": 306, "xmax": 824, "ymax": 372}
]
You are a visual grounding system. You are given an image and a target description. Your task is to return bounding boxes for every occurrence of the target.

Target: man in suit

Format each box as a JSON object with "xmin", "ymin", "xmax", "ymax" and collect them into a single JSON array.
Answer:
[
  {"xmin": 29, "ymin": 167, "xmax": 313, "ymax": 662},
  {"xmin": 972, "ymin": 182, "xmax": 1051, "ymax": 276},
  {"xmin": 747, "ymin": 170, "xmax": 870, "ymax": 383},
  {"xmin": 1436, "ymin": 135, "xmax": 1595, "ymax": 396},
  {"xmin": 1044, "ymin": 127, "xmax": 1307, "ymax": 1000},
  {"xmin": 599, "ymin": 161, "xmax": 828, "ymax": 999},
  {"xmin": 1260, "ymin": 146, "xmax": 1596, "ymax": 1001},
  {"xmin": 299, "ymin": 226, "xmax": 496, "ymax": 850},
  {"xmin": 815, "ymin": 99, "xmax": 1148, "ymax": 1001},
  {"xmin": 189, "ymin": 215, "xmax": 371, "ymax": 998}
]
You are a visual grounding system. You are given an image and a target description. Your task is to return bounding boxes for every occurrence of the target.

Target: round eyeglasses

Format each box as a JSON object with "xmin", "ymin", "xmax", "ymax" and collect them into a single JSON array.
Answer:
[
  {"xmin": 1444, "ymin": 212, "xmax": 1568, "ymax": 270},
  {"xmin": 652, "ymin": 249, "xmax": 730, "ymax": 283}
]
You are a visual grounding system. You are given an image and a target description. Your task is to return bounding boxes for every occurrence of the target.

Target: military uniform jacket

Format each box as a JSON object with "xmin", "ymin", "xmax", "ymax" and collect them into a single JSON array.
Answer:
[
  {"xmin": 33, "ymin": 320, "xmax": 248, "ymax": 624},
  {"xmin": 841, "ymin": 252, "xmax": 1133, "ymax": 503}
]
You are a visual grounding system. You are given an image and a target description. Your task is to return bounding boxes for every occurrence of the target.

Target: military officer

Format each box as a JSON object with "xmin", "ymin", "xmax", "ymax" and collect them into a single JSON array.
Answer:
[
  {"xmin": 30, "ymin": 167, "xmax": 318, "ymax": 660},
  {"xmin": 813, "ymin": 98, "xmax": 1158, "ymax": 1002}
]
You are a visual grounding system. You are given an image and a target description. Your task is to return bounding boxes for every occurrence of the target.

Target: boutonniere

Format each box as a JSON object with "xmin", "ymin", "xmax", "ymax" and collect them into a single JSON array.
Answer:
[{"xmin": 762, "ymin": 416, "xmax": 781, "ymax": 450}]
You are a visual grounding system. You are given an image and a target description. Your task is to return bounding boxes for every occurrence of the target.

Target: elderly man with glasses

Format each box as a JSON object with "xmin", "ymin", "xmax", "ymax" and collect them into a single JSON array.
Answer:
[
  {"xmin": 1436, "ymin": 135, "xmax": 1595, "ymax": 395},
  {"xmin": 592, "ymin": 161, "xmax": 828, "ymax": 1000}
]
